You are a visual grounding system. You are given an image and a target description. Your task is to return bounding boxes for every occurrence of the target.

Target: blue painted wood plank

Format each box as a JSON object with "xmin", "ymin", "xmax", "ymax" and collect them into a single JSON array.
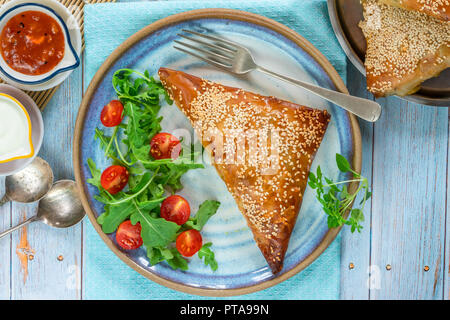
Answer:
[
  {"xmin": 9, "ymin": 66, "xmax": 83, "ymax": 299},
  {"xmin": 444, "ymin": 117, "xmax": 450, "ymax": 300},
  {"xmin": 0, "ymin": 177, "xmax": 11, "ymax": 299},
  {"xmin": 0, "ymin": 0, "xmax": 446, "ymax": 300},
  {"xmin": 339, "ymin": 63, "xmax": 373, "ymax": 300},
  {"xmin": 370, "ymin": 98, "xmax": 447, "ymax": 299}
]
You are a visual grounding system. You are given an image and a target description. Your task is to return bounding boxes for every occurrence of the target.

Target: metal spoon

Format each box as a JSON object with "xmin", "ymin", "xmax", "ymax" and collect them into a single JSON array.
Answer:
[
  {"xmin": 0, "ymin": 180, "xmax": 85, "ymax": 239},
  {"xmin": 0, "ymin": 157, "xmax": 54, "ymax": 206}
]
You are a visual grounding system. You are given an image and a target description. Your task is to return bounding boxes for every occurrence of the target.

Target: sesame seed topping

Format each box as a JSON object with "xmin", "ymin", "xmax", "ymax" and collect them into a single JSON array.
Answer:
[
  {"xmin": 380, "ymin": 0, "xmax": 450, "ymax": 21},
  {"xmin": 360, "ymin": 0, "xmax": 450, "ymax": 96},
  {"xmin": 159, "ymin": 68, "xmax": 330, "ymax": 268}
]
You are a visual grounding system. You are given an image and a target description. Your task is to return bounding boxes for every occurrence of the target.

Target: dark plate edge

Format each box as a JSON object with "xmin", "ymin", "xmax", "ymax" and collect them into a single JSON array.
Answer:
[{"xmin": 326, "ymin": 0, "xmax": 450, "ymax": 107}]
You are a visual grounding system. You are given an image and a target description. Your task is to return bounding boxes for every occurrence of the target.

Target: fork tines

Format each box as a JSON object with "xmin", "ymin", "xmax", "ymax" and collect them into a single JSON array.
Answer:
[{"xmin": 174, "ymin": 29, "xmax": 237, "ymax": 69}]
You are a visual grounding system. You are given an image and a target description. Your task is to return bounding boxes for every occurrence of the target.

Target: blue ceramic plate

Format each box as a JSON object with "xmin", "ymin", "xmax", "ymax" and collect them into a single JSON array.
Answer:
[{"xmin": 74, "ymin": 9, "xmax": 361, "ymax": 296}]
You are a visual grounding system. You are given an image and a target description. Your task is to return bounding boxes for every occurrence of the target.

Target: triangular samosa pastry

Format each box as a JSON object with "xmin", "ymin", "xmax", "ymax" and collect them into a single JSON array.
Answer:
[
  {"xmin": 359, "ymin": 0, "xmax": 450, "ymax": 97},
  {"xmin": 158, "ymin": 68, "xmax": 330, "ymax": 273}
]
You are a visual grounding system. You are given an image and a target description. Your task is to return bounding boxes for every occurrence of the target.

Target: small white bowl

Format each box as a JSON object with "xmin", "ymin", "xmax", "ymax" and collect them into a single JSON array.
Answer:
[
  {"xmin": 0, "ymin": 93, "xmax": 33, "ymax": 163},
  {"xmin": 0, "ymin": 84, "xmax": 44, "ymax": 176},
  {"xmin": 0, "ymin": 0, "xmax": 82, "ymax": 91}
]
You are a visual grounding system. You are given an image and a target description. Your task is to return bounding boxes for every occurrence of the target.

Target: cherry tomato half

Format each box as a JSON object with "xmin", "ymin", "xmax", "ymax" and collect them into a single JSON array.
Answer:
[
  {"xmin": 160, "ymin": 195, "xmax": 191, "ymax": 225},
  {"xmin": 101, "ymin": 100, "xmax": 124, "ymax": 127},
  {"xmin": 176, "ymin": 229, "xmax": 203, "ymax": 257},
  {"xmin": 150, "ymin": 132, "xmax": 181, "ymax": 160},
  {"xmin": 116, "ymin": 220, "xmax": 143, "ymax": 250},
  {"xmin": 100, "ymin": 165, "xmax": 129, "ymax": 194}
]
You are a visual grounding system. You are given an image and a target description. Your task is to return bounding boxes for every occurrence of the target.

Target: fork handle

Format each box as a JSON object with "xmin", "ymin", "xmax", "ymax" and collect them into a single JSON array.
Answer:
[{"xmin": 256, "ymin": 66, "xmax": 381, "ymax": 122}]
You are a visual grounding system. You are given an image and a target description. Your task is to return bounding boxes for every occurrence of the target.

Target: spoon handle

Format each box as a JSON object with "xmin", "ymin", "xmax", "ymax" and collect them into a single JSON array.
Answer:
[
  {"xmin": 0, "ymin": 195, "xmax": 10, "ymax": 206},
  {"xmin": 0, "ymin": 216, "xmax": 37, "ymax": 240}
]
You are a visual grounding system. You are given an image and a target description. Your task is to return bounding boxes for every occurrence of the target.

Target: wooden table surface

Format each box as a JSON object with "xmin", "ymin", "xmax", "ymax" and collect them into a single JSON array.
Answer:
[{"xmin": 0, "ymin": 1, "xmax": 449, "ymax": 300}]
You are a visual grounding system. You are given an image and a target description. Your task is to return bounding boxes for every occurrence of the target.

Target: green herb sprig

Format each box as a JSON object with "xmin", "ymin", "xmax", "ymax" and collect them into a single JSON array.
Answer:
[{"xmin": 308, "ymin": 154, "xmax": 371, "ymax": 233}]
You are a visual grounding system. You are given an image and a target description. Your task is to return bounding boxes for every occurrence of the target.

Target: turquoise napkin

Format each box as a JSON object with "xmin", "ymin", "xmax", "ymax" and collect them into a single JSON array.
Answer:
[{"xmin": 83, "ymin": 0, "xmax": 346, "ymax": 300}]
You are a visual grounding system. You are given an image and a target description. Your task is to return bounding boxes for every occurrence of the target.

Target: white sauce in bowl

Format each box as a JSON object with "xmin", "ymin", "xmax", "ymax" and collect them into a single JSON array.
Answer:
[{"xmin": 0, "ymin": 93, "xmax": 33, "ymax": 162}]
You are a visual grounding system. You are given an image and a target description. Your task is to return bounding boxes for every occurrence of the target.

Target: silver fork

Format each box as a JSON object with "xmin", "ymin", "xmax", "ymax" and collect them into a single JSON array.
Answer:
[{"xmin": 174, "ymin": 29, "xmax": 381, "ymax": 122}]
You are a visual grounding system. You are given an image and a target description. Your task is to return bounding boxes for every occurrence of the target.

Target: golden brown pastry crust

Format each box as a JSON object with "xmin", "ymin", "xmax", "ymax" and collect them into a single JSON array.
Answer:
[
  {"xmin": 359, "ymin": 0, "xmax": 450, "ymax": 97},
  {"xmin": 158, "ymin": 68, "xmax": 330, "ymax": 273},
  {"xmin": 380, "ymin": 0, "xmax": 450, "ymax": 21}
]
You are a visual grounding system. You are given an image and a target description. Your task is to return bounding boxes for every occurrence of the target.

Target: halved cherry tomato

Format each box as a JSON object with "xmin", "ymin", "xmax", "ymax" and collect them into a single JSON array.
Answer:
[
  {"xmin": 150, "ymin": 132, "xmax": 181, "ymax": 160},
  {"xmin": 116, "ymin": 220, "xmax": 143, "ymax": 250},
  {"xmin": 100, "ymin": 100, "xmax": 124, "ymax": 127},
  {"xmin": 160, "ymin": 195, "xmax": 191, "ymax": 225},
  {"xmin": 176, "ymin": 229, "xmax": 203, "ymax": 257},
  {"xmin": 100, "ymin": 165, "xmax": 129, "ymax": 194}
]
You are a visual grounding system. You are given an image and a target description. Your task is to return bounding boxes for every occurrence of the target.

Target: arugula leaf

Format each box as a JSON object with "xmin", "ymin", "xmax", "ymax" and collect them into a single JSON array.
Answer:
[
  {"xmin": 136, "ymin": 197, "xmax": 166, "ymax": 210},
  {"xmin": 94, "ymin": 127, "xmax": 120, "ymax": 160},
  {"xmin": 86, "ymin": 158, "xmax": 115, "ymax": 204},
  {"xmin": 94, "ymin": 128, "xmax": 112, "ymax": 153},
  {"xmin": 147, "ymin": 247, "xmax": 171, "ymax": 266},
  {"xmin": 97, "ymin": 197, "xmax": 165, "ymax": 234},
  {"xmin": 146, "ymin": 247, "xmax": 186, "ymax": 270},
  {"xmin": 124, "ymin": 101, "xmax": 152, "ymax": 149},
  {"xmin": 112, "ymin": 68, "xmax": 171, "ymax": 110},
  {"xmin": 198, "ymin": 243, "xmax": 218, "ymax": 271},
  {"xmin": 308, "ymin": 153, "xmax": 371, "ymax": 233},
  {"xmin": 86, "ymin": 158, "xmax": 102, "ymax": 188},
  {"xmin": 147, "ymin": 246, "xmax": 188, "ymax": 271},
  {"xmin": 130, "ymin": 206, "xmax": 180, "ymax": 248},
  {"xmin": 185, "ymin": 200, "xmax": 221, "ymax": 231},
  {"xmin": 158, "ymin": 162, "xmax": 205, "ymax": 192},
  {"xmin": 98, "ymin": 201, "xmax": 135, "ymax": 234},
  {"xmin": 102, "ymin": 170, "xmax": 158, "ymax": 205},
  {"xmin": 166, "ymin": 248, "xmax": 189, "ymax": 271}
]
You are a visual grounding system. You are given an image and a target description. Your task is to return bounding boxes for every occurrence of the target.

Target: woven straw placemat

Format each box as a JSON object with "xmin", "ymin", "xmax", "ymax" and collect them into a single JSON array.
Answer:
[{"xmin": 0, "ymin": 0, "xmax": 116, "ymax": 110}]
